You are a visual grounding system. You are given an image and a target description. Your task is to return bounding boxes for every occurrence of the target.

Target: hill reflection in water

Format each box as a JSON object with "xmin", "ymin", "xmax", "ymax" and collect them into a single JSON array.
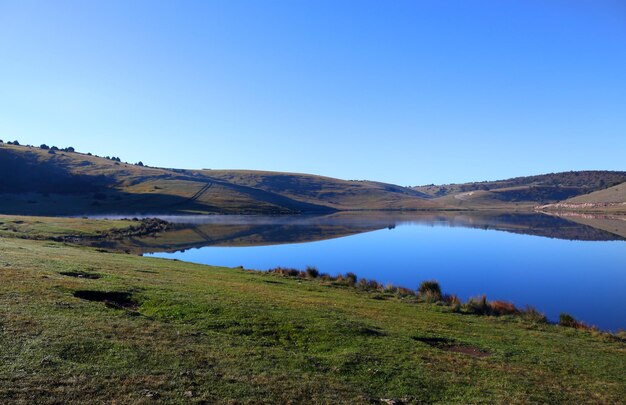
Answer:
[{"xmin": 88, "ymin": 211, "xmax": 626, "ymax": 254}]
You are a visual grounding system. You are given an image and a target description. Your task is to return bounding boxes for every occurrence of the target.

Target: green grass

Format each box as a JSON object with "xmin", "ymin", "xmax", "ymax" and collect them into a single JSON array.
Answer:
[
  {"xmin": 0, "ymin": 236, "xmax": 624, "ymax": 403},
  {"xmin": 0, "ymin": 214, "xmax": 130, "ymax": 239}
]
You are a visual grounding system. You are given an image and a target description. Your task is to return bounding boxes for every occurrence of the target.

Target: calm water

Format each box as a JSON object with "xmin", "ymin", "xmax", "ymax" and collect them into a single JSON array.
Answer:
[{"xmin": 143, "ymin": 213, "xmax": 626, "ymax": 331}]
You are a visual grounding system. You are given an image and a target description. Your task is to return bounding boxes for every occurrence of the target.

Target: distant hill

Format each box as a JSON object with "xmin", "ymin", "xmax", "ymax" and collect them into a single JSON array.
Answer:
[
  {"xmin": 565, "ymin": 181, "xmax": 626, "ymax": 204},
  {"xmin": 2, "ymin": 142, "xmax": 624, "ymax": 215},
  {"xmin": 412, "ymin": 171, "xmax": 626, "ymax": 209},
  {"xmin": 0, "ymin": 142, "xmax": 436, "ymax": 215},
  {"xmin": 536, "ymin": 181, "xmax": 626, "ymax": 214},
  {"xmin": 201, "ymin": 170, "xmax": 433, "ymax": 211}
]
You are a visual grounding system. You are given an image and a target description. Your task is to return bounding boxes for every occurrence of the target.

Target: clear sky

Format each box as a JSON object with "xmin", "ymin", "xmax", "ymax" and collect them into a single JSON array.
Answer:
[{"xmin": 1, "ymin": 1, "xmax": 625, "ymax": 185}]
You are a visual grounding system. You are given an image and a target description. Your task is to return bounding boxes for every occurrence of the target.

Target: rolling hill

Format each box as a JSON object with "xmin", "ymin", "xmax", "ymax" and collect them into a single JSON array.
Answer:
[
  {"xmin": 564, "ymin": 181, "xmax": 626, "ymax": 204},
  {"xmin": 537, "ymin": 181, "xmax": 626, "ymax": 214},
  {"xmin": 199, "ymin": 169, "xmax": 433, "ymax": 210},
  {"xmin": 412, "ymin": 171, "xmax": 626, "ymax": 209},
  {"xmin": 2, "ymin": 142, "xmax": 624, "ymax": 215},
  {"xmin": 0, "ymin": 142, "xmax": 436, "ymax": 215}
]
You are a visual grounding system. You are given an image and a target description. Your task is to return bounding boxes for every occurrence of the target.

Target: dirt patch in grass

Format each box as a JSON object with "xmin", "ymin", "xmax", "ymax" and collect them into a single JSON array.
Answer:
[
  {"xmin": 60, "ymin": 271, "xmax": 101, "ymax": 279},
  {"xmin": 358, "ymin": 327, "xmax": 386, "ymax": 337},
  {"xmin": 135, "ymin": 269, "xmax": 157, "ymax": 274},
  {"xmin": 413, "ymin": 336, "xmax": 490, "ymax": 358},
  {"xmin": 263, "ymin": 280, "xmax": 284, "ymax": 284},
  {"xmin": 73, "ymin": 290, "xmax": 139, "ymax": 310}
]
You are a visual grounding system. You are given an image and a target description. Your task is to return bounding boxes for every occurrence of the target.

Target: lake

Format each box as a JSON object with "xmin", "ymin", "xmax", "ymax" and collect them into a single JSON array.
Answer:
[{"xmin": 137, "ymin": 212, "xmax": 626, "ymax": 331}]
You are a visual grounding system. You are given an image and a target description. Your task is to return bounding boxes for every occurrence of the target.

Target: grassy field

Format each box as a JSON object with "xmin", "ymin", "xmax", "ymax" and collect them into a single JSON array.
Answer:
[
  {"xmin": 0, "ymin": 214, "xmax": 130, "ymax": 240},
  {"xmin": 0, "ymin": 218, "xmax": 624, "ymax": 404}
]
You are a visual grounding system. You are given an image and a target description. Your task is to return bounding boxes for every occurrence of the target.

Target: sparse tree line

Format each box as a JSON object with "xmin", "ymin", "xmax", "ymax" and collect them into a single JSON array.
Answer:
[{"xmin": 0, "ymin": 139, "xmax": 146, "ymax": 167}]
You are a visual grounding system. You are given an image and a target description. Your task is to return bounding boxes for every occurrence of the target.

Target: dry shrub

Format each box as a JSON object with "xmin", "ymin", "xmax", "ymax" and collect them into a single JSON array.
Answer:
[
  {"xmin": 269, "ymin": 267, "xmax": 300, "ymax": 277},
  {"xmin": 559, "ymin": 313, "xmax": 589, "ymax": 330},
  {"xmin": 305, "ymin": 266, "xmax": 319, "ymax": 278},
  {"xmin": 420, "ymin": 290, "xmax": 441, "ymax": 303},
  {"xmin": 418, "ymin": 280, "xmax": 442, "ymax": 302},
  {"xmin": 520, "ymin": 306, "xmax": 548, "ymax": 323},
  {"xmin": 444, "ymin": 294, "xmax": 461, "ymax": 312},
  {"xmin": 384, "ymin": 284, "xmax": 397, "ymax": 294},
  {"xmin": 319, "ymin": 273, "xmax": 332, "ymax": 281},
  {"xmin": 344, "ymin": 272, "xmax": 358, "ymax": 286},
  {"xmin": 367, "ymin": 279, "xmax": 382, "ymax": 291},
  {"xmin": 489, "ymin": 300, "xmax": 518, "ymax": 316},
  {"xmin": 465, "ymin": 295, "xmax": 489, "ymax": 315},
  {"xmin": 396, "ymin": 287, "xmax": 416, "ymax": 297}
]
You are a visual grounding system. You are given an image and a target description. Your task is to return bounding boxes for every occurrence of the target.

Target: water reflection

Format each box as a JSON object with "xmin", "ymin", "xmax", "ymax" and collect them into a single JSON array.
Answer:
[
  {"xmin": 137, "ymin": 211, "xmax": 626, "ymax": 331},
  {"xmin": 89, "ymin": 211, "xmax": 626, "ymax": 254}
]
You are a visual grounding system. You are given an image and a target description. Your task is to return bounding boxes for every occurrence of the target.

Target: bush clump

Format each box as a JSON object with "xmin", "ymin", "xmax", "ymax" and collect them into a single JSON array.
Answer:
[
  {"xmin": 464, "ymin": 295, "xmax": 489, "ymax": 315},
  {"xmin": 264, "ymin": 268, "xmax": 608, "ymax": 331},
  {"xmin": 559, "ymin": 313, "xmax": 589, "ymax": 329},
  {"xmin": 418, "ymin": 280, "xmax": 442, "ymax": 302},
  {"xmin": 520, "ymin": 306, "xmax": 548, "ymax": 323},
  {"xmin": 489, "ymin": 300, "xmax": 518, "ymax": 316},
  {"xmin": 305, "ymin": 266, "xmax": 319, "ymax": 278}
]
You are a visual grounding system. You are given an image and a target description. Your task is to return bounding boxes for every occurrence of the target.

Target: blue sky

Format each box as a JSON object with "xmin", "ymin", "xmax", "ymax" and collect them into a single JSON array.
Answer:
[{"xmin": 1, "ymin": 1, "xmax": 625, "ymax": 185}]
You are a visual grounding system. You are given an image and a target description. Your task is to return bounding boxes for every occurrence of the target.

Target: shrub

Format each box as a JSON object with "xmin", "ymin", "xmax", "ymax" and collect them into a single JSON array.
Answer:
[
  {"xmin": 269, "ymin": 267, "xmax": 299, "ymax": 277},
  {"xmin": 559, "ymin": 313, "xmax": 586, "ymax": 329},
  {"xmin": 489, "ymin": 300, "xmax": 518, "ymax": 316},
  {"xmin": 356, "ymin": 278, "xmax": 381, "ymax": 291},
  {"xmin": 420, "ymin": 290, "xmax": 441, "ymax": 303},
  {"xmin": 520, "ymin": 306, "xmax": 548, "ymax": 323},
  {"xmin": 40, "ymin": 144, "xmax": 49, "ymax": 150},
  {"xmin": 444, "ymin": 294, "xmax": 461, "ymax": 305},
  {"xmin": 396, "ymin": 287, "xmax": 416, "ymax": 297},
  {"xmin": 337, "ymin": 272, "xmax": 357, "ymax": 286},
  {"xmin": 305, "ymin": 266, "xmax": 319, "ymax": 278},
  {"xmin": 344, "ymin": 272, "xmax": 357, "ymax": 285},
  {"xmin": 444, "ymin": 294, "xmax": 461, "ymax": 311},
  {"xmin": 418, "ymin": 280, "xmax": 442, "ymax": 301},
  {"xmin": 384, "ymin": 283, "xmax": 397, "ymax": 294},
  {"xmin": 137, "ymin": 161, "xmax": 144, "ymax": 166},
  {"xmin": 465, "ymin": 295, "xmax": 489, "ymax": 315},
  {"xmin": 559, "ymin": 313, "xmax": 576, "ymax": 327}
]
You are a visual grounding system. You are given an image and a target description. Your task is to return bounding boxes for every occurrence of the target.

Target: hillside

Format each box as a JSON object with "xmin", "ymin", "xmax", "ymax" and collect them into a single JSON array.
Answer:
[
  {"xmin": 565, "ymin": 181, "xmax": 626, "ymax": 204},
  {"xmin": 413, "ymin": 171, "xmax": 626, "ymax": 209},
  {"xmin": 200, "ymin": 169, "xmax": 434, "ymax": 211},
  {"xmin": 0, "ymin": 143, "xmax": 435, "ymax": 215},
  {"xmin": 2, "ymin": 142, "xmax": 624, "ymax": 215},
  {"xmin": 537, "ymin": 182, "xmax": 626, "ymax": 214}
]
